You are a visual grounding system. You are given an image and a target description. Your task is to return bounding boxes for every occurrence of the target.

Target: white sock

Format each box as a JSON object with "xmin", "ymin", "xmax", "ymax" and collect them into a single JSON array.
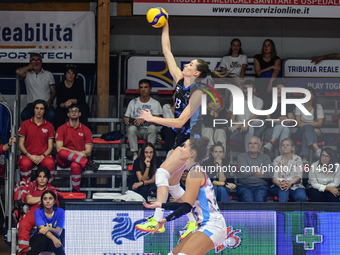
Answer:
[
  {"xmin": 167, "ymin": 252, "xmax": 174, "ymax": 255},
  {"xmin": 154, "ymin": 208, "xmax": 164, "ymax": 221},
  {"xmin": 186, "ymin": 212, "xmax": 195, "ymax": 222},
  {"xmin": 178, "ymin": 253, "xmax": 187, "ymax": 255}
]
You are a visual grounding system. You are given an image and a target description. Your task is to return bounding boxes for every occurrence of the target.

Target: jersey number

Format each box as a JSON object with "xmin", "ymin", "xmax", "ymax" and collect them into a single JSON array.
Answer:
[{"xmin": 175, "ymin": 98, "xmax": 181, "ymax": 109}]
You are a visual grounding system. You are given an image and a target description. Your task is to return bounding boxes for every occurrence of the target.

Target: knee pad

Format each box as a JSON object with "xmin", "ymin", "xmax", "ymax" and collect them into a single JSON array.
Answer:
[
  {"xmin": 155, "ymin": 168, "xmax": 170, "ymax": 187},
  {"xmin": 169, "ymin": 183, "xmax": 185, "ymax": 200}
]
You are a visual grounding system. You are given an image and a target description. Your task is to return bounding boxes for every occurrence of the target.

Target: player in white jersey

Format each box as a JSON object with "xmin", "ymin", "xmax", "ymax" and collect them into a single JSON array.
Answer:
[{"xmin": 143, "ymin": 137, "xmax": 227, "ymax": 255}]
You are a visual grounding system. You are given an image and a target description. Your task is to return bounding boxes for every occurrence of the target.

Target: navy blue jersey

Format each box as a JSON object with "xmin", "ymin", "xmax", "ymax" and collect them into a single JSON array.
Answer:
[{"xmin": 172, "ymin": 79, "xmax": 202, "ymax": 137}]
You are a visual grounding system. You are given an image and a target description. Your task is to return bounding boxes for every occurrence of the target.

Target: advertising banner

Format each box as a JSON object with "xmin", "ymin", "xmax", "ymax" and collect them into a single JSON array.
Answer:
[
  {"xmin": 133, "ymin": 0, "xmax": 340, "ymax": 18},
  {"xmin": 284, "ymin": 59, "xmax": 340, "ymax": 94},
  {"xmin": 0, "ymin": 11, "xmax": 95, "ymax": 63}
]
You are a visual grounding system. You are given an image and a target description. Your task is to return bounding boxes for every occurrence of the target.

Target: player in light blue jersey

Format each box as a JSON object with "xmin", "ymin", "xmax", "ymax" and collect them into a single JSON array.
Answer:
[{"xmin": 143, "ymin": 137, "xmax": 227, "ymax": 255}]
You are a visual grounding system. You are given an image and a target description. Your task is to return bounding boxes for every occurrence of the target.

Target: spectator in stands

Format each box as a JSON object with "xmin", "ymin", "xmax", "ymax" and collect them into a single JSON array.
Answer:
[
  {"xmin": 311, "ymin": 53, "xmax": 340, "ymax": 64},
  {"xmin": 0, "ymin": 136, "xmax": 15, "ymax": 178},
  {"xmin": 18, "ymin": 100, "xmax": 55, "ymax": 183},
  {"xmin": 56, "ymin": 104, "xmax": 97, "ymax": 192},
  {"xmin": 229, "ymin": 80, "xmax": 266, "ymax": 151},
  {"xmin": 131, "ymin": 142, "xmax": 162, "ymax": 201},
  {"xmin": 203, "ymin": 142, "xmax": 235, "ymax": 202},
  {"xmin": 202, "ymin": 96, "xmax": 228, "ymax": 152},
  {"xmin": 262, "ymin": 80, "xmax": 295, "ymax": 154},
  {"xmin": 17, "ymin": 167, "xmax": 56, "ymax": 254},
  {"xmin": 0, "ymin": 136, "xmax": 15, "ymax": 155},
  {"xmin": 124, "ymin": 79, "xmax": 162, "ymax": 161},
  {"xmin": 220, "ymin": 38, "xmax": 248, "ymax": 83},
  {"xmin": 55, "ymin": 64, "xmax": 89, "ymax": 129},
  {"xmin": 160, "ymin": 90, "xmax": 177, "ymax": 153},
  {"xmin": 308, "ymin": 147, "xmax": 340, "ymax": 202},
  {"xmin": 16, "ymin": 53, "xmax": 56, "ymax": 124},
  {"xmin": 270, "ymin": 138, "xmax": 306, "ymax": 202},
  {"xmin": 294, "ymin": 87, "xmax": 324, "ymax": 164},
  {"xmin": 27, "ymin": 190, "xmax": 65, "ymax": 255},
  {"xmin": 236, "ymin": 136, "xmax": 273, "ymax": 202},
  {"xmin": 254, "ymin": 39, "xmax": 281, "ymax": 104}
]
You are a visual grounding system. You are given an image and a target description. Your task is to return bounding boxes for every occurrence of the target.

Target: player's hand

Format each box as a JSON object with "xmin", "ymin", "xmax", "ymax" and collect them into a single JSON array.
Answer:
[
  {"xmin": 152, "ymin": 218, "xmax": 167, "ymax": 235},
  {"xmin": 143, "ymin": 201, "xmax": 161, "ymax": 209},
  {"xmin": 139, "ymin": 109, "xmax": 153, "ymax": 122}
]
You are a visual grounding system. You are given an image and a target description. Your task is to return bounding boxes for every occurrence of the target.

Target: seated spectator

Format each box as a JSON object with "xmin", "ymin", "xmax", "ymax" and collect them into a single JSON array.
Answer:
[
  {"xmin": 55, "ymin": 64, "xmax": 89, "ymax": 129},
  {"xmin": 254, "ymin": 39, "xmax": 281, "ymax": 107},
  {"xmin": 236, "ymin": 136, "xmax": 273, "ymax": 202},
  {"xmin": 202, "ymin": 96, "xmax": 228, "ymax": 152},
  {"xmin": 311, "ymin": 53, "xmax": 340, "ymax": 64},
  {"xmin": 203, "ymin": 142, "xmax": 235, "ymax": 202},
  {"xmin": 56, "ymin": 105, "xmax": 97, "ymax": 192},
  {"xmin": 262, "ymin": 80, "xmax": 295, "ymax": 153},
  {"xmin": 18, "ymin": 100, "xmax": 55, "ymax": 183},
  {"xmin": 308, "ymin": 148, "xmax": 340, "ymax": 202},
  {"xmin": 123, "ymin": 79, "xmax": 162, "ymax": 161},
  {"xmin": 27, "ymin": 190, "xmax": 65, "ymax": 255},
  {"xmin": 160, "ymin": 90, "xmax": 177, "ymax": 153},
  {"xmin": 229, "ymin": 80, "xmax": 266, "ymax": 151},
  {"xmin": 131, "ymin": 142, "xmax": 162, "ymax": 201},
  {"xmin": 17, "ymin": 167, "xmax": 56, "ymax": 254},
  {"xmin": 270, "ymin": 138, "xmax": 306, "ymax": 202},
  {"xmin": 294, "ymin": 87, "xmax": 324, "ymax": 164},
  {"xmin": 220, "ymin": 38, "xmax": 248, "ymax": 83},
  {"xmin": 337, "ymin": 113, "xmax": 340, "ymax": 156},
  {"xmin": 16, "ymin": 53, "xmax": 56, "ymax": 124}
]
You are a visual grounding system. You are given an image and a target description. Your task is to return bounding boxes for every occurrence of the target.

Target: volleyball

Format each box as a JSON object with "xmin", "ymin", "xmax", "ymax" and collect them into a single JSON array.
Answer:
[{"xmin": 146, "ymin": 7, "xmax": 168, "ymax": 28}]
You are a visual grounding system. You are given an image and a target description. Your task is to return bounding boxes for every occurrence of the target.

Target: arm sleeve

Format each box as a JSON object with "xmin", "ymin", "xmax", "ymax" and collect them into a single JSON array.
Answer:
[
  {"xmin": 56, "ymin": 82, "xmax": 63, "ymax": 106},
  {"xmin": 35, "ymin": 209, "xmax": 45, "ymax": 227},
  {"xmin": 241, "ymin": 55, "xmax": 248, "ymax": 65},
  {"xmin": 55, "ymin": 208, "xmax": 65, "ymax": 229},
  {"xmin": 162, "ymin": 202, "xmax": 192, "ymax": 222},
  {"xmin": 125, "ymin": 100, "xmax": 134, "ymax": 118},
  {"xmin": 219, "ymin": 56, "xmax": 227, "ymax": 69},
  {"xmin": 48, "ymin": 72, "xmax": 55, "ymax": 85},
  {"xmin": 0, "ymin": 145, "xmax": 4, "ymax": 155},
  {"xmin": 75, "ymin": 79, "xmax": 86, "ymax": 105},
  {"xmin": 152, "ymin": 100, "xmax": 162, "ymax": 115}
]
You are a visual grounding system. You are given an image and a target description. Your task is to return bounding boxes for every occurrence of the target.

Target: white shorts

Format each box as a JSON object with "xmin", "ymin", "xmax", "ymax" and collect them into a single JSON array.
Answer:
[{"xmin": 194, "ymin": 216, "xmax": 227, "ymax": 248}]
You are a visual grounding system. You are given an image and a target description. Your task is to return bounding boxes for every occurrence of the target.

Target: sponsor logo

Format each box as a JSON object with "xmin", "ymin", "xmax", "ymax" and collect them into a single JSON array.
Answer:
[
  {"xmin": 78, "ymin": 133, "xmax": 83, "ymax": 136},
  {"xmin": 296, "ymin": 227, "xmax": 323, "ymax": 251},
  {"xmin": 42, "ymin": 128, "xmax": 48, "ymax": 133},
  {"xmin": 215, "ymin": 226, "xmax": 242, "ymax": 253},
  {"xmin": 111, "ymin": 213, "xmax": 148, "ymax": 245},
  {"xmin": 146, "ymin": 61, "xmax": 173, "ymax": 89}
]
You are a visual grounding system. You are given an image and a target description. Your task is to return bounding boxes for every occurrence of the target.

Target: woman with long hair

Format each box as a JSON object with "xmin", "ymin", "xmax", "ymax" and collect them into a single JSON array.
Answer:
[
  {"xmin": 143, "ymin": 137, "xmax": 227, "ymax": 255},
  {"xmin": 137, "ymin": 19, "xmax": 230, "ymax": 237},
  {"xmin": 27, "ymin": 190, "xmax": 65, "ymax": 255},
  {"xmin": 270, "ymin": 138, "xmax": 306, "ymax": 202},
  {"xmin": 131, "ymin": 142, "xmax": 162, "ymax": 201},
  {"xmin": 253, "ymin": 39, "xmax": 281, "ymax": 101},
  {"xmin": 294, "ymin": 87, "xmax": 324, "ymax": 164},
  {"xmin": 220, "ymin": 38, "xmax": 248, "ymax": 80},
  {"xmin": 308, "ymin": 147, "xmax": 340, "ymax": 202}
]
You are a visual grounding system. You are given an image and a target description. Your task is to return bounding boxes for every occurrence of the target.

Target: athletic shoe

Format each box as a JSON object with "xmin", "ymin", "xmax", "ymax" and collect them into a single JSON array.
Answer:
[
  {"xmin": 179, "ymin": 221, "xmax": 198, "ymax": 240},
  {"xmin": 263, "ymin": 142, "xmax": 273, "ymax": 154},
  {"xmin": 135, "ymin": 217, "xmax": 165, "ymax": 233},
  {"xmin": 87, "ymin": 160, "xmax": 99, "ymax": 172}
]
